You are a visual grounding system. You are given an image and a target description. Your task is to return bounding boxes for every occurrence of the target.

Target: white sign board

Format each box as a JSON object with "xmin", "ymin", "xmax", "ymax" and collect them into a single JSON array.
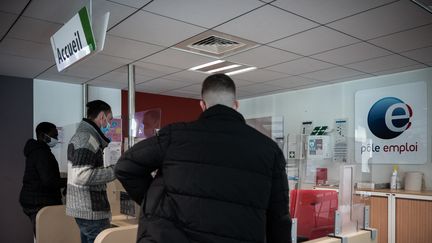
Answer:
[
  {"xmin": 355, "ymin": 82, "xmax": 427, "ymax": 164},
  {"xmin": 50, "ymin": 7, "xmax": 96, "ymax": 72}
]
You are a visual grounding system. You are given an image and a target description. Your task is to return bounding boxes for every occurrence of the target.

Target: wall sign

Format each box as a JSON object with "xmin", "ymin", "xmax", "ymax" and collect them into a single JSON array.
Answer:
[
  {"xmin": 355, "ymin": 82, "xmax": 427, "ymax": 164},
  {"xmin": 50, "ymin": 7, "xmax": 95, "ymax": 72}
]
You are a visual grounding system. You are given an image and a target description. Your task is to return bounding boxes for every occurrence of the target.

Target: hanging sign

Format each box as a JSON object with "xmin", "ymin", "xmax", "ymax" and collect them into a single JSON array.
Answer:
[{"xmin": 355, "ymin": 82, "xmax": 427, "ymax": 164}]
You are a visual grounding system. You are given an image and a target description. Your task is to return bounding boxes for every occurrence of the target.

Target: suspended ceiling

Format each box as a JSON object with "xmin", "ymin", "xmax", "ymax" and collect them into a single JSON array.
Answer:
[{"xmin": 0, "ymin": 0, "xmax": 431, "ymax": 99}]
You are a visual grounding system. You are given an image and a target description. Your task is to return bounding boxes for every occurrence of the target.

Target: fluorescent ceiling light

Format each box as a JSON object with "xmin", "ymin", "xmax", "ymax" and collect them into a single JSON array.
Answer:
[
  {"xmin": 207, "ymin": 64, "xmax": 241, "ymax": 73},
  {"xmin": 189, "ymin": 60, "xmax": 225, "ymax": 71},
  {"xmin": 225, "ymin": 67, "xmax": 257, "ymax": 76}
]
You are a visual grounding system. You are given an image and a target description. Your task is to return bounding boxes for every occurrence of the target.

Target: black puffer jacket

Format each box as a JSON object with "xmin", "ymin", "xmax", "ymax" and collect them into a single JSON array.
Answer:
[
  {"xmin": 115, "ymin": 105, "xmax": 291, "ymax": 243},
  {"xmin": 19, "ymin": 139, "xmax": 66, "ymax": 208}
]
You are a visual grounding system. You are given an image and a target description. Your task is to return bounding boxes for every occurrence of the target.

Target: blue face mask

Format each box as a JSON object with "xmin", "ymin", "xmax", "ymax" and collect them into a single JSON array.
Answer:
[{"xmin": 101, "ymin": 113, "xmax": 111, "ymax": 134}]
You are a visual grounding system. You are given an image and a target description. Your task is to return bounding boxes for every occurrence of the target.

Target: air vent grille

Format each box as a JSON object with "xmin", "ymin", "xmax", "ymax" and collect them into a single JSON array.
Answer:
[{"xmin": 188, "ymin": 35, "xmax": 245, "ymax": 55}]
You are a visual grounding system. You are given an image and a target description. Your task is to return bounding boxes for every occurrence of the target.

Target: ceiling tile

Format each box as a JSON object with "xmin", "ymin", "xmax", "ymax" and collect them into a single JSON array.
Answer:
[
  {"xmin": 88, "ymin": 79, "xmax": 127, "ymax": 89},
  {"xmin": 266, "ymin": 57, "xmax": 334, "ymax": 75},
  {"xmin": 96, "ymin": 69, "xmax": 128, "ymax": 83},
  {"xmin": 215, "ymin": 5, "xmax": 317, "ymax": 44},
  {"xmin": 0, "ymin": 12, "xmax": 17, "ymax": 38},
  {"xmin": 269, "ymin": 26, "xmax": 360, "ymax": 56},
  {"xmin": 225, "ymin": 46, "xmax": 300, "ymax": 68},
  {"xmin": 164, "ymin": 70, "xmax": 208, "ymax": 84},
  {"xmin": 369, "ymin": 24, "xmax": 432, "ymax": 52},
  {"xmin": 144, "ymin": 0, "xmax": 264, "ymax": 28},
  {"xmin": 272, "ymin": 0, "xmax": 395, "ymax": 24},
  {"xmin": 109, "ymin": 10, "xmax": 205, "ymax": 47},
  {"xmin": 8, "ymin": 16, "xmax": 61, "ymax": 44},
  {"xmin": 232, "ymin": 78, "xmax": 255, "ymax": 87},
  {"xmin": 0, "ymin": 37, "xmax": 53, "ymax": 61},
  {"xmin": 60, "ymin": 54, "xmax": 131, "ymax": 78},
  {"xmin": 327, "ymin": 1, "xmax": 432, "ymax": 40},
  {"xmin": 133, "ymin": 61, "xmax": 182, "ymax": 77},
  {"xmin": 176, "ymin": 84, "xmax": 203, "ymax": 93},
  {"xmin": 161, "ymin": 90, "xmax": 200, "ymax": 99},
  {"xmin": 102, "ymin": 35, "xmax": 164, "ymax": 60},
  {"xmin": 0, "ymin": 53, "xmax": 53, "ymax": 78},
  {"xmin": 402, "ymin": 46, "xmax": 432, "ymax": 64},
  {"xmin": 137, "ymin": 78, "xmax": 191, "ymax": 93},
  {"xmin": 229, "ymin": 68, "xmax": 290, "ymax": 83},
  {"xmin": 37, "ymin": 72, "xmax": 88, "ymax": 84},
  {"xmin": 347, "ymin": 54, "xmax": 420, "ymax": 73},
  {"xmin": 372, "ymin": 64, "xmax": 428, "ymax": 76},
  {"xmin": 0, "ymin": 0, "xmax": 28, "ymax": 14},
  {"xmin": 109, "ymin": 0, "xmax": 152, "ymax": 9},
  {"xmin": 300, "ymin": 66, "xmax": 364, "ymax": 81},
  {"xmin": 327, "ymin": 74, "xmax": 374, "ymax": 84},
  {"xmin": 264, "ymin": 76, "xmax": 319, "ymax": 88},
  {"xmin": 140, "ymin": 48, "xmax": 217, "ymax": 69},
  {"xmin": 238, "ymin": 83, "xmax": 284, "ymax": 94},
  {"xmin": 23, "ymin": 0, "xmax": 136, "ymax": 28},
  {"xmin": 311, "ymin": 42, "xmax": 392, "ymax": 65}
]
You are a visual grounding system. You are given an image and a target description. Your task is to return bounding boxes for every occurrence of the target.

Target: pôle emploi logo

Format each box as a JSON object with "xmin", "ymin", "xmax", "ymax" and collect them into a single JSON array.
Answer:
[{"xmin": 361, "ymin": 97, "xmax": 417, "ymax": 155}]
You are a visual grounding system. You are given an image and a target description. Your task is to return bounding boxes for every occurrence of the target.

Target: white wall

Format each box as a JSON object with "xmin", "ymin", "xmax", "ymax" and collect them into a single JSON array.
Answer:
[
  {"xmin": 34, "ymin": 79, "xmax": 122, "ymax": 171},
  {"xmin": 239, "ymin": 67, "xmax": 432, "ymax": 189}
]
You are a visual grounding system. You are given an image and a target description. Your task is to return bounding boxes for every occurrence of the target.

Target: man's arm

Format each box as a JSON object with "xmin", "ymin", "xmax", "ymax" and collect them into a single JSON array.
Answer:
[
  {"xmin": 115, "ymin": 127, "xmax": 169, "ymax": 204},
  {"xmin": 266, "ymin": 150, "xmax": 292, "ymax": 243}
]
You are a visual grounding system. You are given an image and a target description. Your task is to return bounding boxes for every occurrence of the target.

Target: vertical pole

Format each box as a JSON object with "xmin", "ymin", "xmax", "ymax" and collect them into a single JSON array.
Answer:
[
  {"xmin": 128, "ymin": 64, "xmax": 135, "ymax": 149},
  {"xmin": 82, "ymin": 83, "xmax": 88, "ymax": 118}
]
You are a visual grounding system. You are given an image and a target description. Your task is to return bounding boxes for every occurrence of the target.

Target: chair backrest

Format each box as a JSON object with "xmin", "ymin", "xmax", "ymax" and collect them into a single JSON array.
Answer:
[
  {"xmin": 290, "ymin": 189, "xmax": 338, "ymax": 240},
  {"xmin": 94, "ymin": 225, "xmax": 138, "ymax": 243},
  {"xmin": 36, "ymin": 205, "xmax": 80, "ymax": 243}
]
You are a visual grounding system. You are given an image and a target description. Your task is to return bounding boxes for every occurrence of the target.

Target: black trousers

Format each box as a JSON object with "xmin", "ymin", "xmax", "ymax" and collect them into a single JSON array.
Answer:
[{"xmin": 22, "ymin": 207, "xmax": 42, "ymax": 236}]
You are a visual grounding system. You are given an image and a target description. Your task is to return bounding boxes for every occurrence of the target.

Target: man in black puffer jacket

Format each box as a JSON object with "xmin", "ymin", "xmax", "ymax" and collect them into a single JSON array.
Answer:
[
  {"xmin": 115, "ymin": 74, "xmax": 291, "ymax": 243},
  {"xmin": 19, "ymin": 122, "xmax": 66, "ymax": 236}
]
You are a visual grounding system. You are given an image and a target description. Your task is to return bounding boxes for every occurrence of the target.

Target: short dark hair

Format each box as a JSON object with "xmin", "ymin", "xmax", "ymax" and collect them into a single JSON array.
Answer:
[
  {"xmin": 86, "ymin": 100, "xmax": 111, "ymax": 119},
  {"xmin": 201, "ymin": 74, "xmax": 236, "ymax": 97},
  {"xmin": 36, "ymin": 122, "xmax": 56, "ymax": 138}
]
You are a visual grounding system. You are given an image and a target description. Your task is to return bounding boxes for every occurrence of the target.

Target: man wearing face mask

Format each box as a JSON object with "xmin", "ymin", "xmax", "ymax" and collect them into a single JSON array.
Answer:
[
  {"xmin": 19, "ymin": 122, "xmax": 66, "ymax": 237},
  {"xmin": 66, "ymin": 100, "xmax": 116, "ymax": 243}
]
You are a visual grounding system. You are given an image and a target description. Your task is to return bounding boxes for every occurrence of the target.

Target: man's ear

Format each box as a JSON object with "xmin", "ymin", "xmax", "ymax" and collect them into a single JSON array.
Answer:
[
  {"xmin": 234, "ymin": 100, "xmax": 239, "ymax": 110},
  {"xmin": 200, "ymin": 100, "xmax": 206, "ymax": 111}
]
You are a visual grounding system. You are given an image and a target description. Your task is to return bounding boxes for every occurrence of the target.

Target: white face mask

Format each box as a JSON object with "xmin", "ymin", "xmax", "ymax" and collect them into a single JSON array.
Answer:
[{"xmin": 45, "ymin": 134, "xmax": 58, "ymax": 147}]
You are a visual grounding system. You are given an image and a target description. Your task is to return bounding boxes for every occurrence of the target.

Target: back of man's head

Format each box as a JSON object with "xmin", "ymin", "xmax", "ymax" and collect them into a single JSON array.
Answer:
[{"xmin": 201, "ymin": 74, "xmax": 237, "ymax": 109}]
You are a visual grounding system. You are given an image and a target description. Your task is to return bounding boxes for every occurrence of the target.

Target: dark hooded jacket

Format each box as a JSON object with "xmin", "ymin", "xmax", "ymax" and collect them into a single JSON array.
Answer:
[
  {"xmin": 19, "ymin": 139, "xmax": 66, "ymax": 208},
  {"xmin": 116, "ymin": 105, "xmax": 292, "ymax": 243}
]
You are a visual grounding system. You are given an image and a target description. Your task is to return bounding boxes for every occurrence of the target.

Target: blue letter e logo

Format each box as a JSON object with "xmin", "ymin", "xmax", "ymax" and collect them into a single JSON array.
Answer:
[{"xmin": 367, "ymin": 97, "xmax": 412, "ymax": 139}]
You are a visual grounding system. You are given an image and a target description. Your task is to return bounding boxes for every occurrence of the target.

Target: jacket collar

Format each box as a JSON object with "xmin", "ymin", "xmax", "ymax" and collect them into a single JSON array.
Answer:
[
  {"xmin": 81, "ymin": 118, "xmax": 111, "ymax": 145},
  {"xmin": 199, "ymin": 104, "xmax": 245, "ymax": 123}
]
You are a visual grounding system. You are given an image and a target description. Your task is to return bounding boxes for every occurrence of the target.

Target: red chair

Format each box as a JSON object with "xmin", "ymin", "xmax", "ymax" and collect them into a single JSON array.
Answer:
[{"xmin": 290, "ymin": 189, "xmax": 338, "ymax": 240}]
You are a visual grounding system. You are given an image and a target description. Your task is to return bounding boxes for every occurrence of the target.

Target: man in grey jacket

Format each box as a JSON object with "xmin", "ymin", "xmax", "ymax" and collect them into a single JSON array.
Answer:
[{"xmin": 66, "ymin": 100, "xmax": 116, "ymax": 243}]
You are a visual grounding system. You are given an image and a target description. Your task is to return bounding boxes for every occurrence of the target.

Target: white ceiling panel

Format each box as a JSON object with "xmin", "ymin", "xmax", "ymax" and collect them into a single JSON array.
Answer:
[
  {"xmin": 0, "ymin": 37, "xmax": 53, "ymax": 61},
  {"xmin": 328, "ymin": 1, "xmax": 432, "ymax": 40},
  {"xmin": 96, "ymin": 69, "xmax": 128, "ymax": 83},
  {"xmin": 102, "ymin": 35, "xmax": 164, "ymax": 60},
  {"xmin": 229, "ymin": 69, "xmax": 290, "ymax": 83},
  {"xmin": 238, "ymin": 83, "xmax": 284, "ymax": 94},
  {"xmin": 272, "ymin": 0, "xmax": 396, "ymax": 24},
  {"xmin": 133, "ymin": 61, "xmax": 182, "ymax": 78},
  {"xmin": 311, "ymin": 42, "xmax": 392, "ymax": 65},
  {"xmin": 347, "ymin": 54, "xmax": 420, "ymax": 73},
  {"xmin": 0, "ymin": 53, "xmax": 53, "ymax": 78},
  {"xmin": 263, "ymin": 76, "xmax": 319, "ymax": 88},
  {"xmin": 267, "ymin": 57, "xmax": 334, "ymax": 75},
  {"xmin": 141, "ymin": 48, "xmax": 217, "ymax": 69},
  {"xmin": 144, "ymin": 0, "xmax": 264, "ymax": 28},
  {"xmin": 0, "ymin": 12, "xmax": 17, "ymax": 38},
  {"xmin": 269, "ymin": 26, "xmax": 360, "ymax": 56},
  {"xmin": 0, "ymin": 0, "xmax": 28, "ymax": 14},
  {"xmin": 176, "ymin": 84, "xmax": 203, "ymax": 93},
  {"xmin": 109, "ymin": 0, "xmax": 152, "ymax": 9},
  {"xmin": 300, "ymin": 66, "xmax": 365, "ymax": 81},
  {"xmin": 88, "ymin": 79, "xmax": 127, "ymax": 89},
  {"xmin": 161, "ymin": 90, "xmax": 200, "ymax": 99},
  {"xmin": 60, "ymin": 54, "xmax": 131, "ymax": 78},
  {"xmin": 164, "ymin": 70, "xmax": 208, "ymax": 84},
  {"xmin": 109, "ymin": 10, "xmax": 205, "ymax": 47},
  {"xmin": 215, "ymin": 5, "xmax": 317, "ymax": 44},
  {"xmin": 136, "ymin": 78, "xmax": 191, "ymax": 93},
  {"xmin": 37, "ymin": 72, "xmax": 87, "ymax": 84},
  {"xmin": 402, "ymin": 46, "xmax": 432, "ymax": 64},
  {"xmin": 7, "ymin": 16, "xmax": 61, "ymax": 44},
  {"xmin": 24, "ymin": 0, "xmax": 136, "ymax": 28},
  {"xmin": 326, "ymin": 74, "xmax": 374, "ymax": 84},
  {"xmin": 232, "ymin": 78, "xmax": 255, "ymax": 87},
  {"xmin": 372, "ymin": 64, "xmax": 428, "ymax": 76},
  {"xmin": 369, "ymin": 24, "xmax": 432, "ymax": 52},
  {"xmin": 226, "ymin": 46, "xmax": 300, "ymax": 68}
]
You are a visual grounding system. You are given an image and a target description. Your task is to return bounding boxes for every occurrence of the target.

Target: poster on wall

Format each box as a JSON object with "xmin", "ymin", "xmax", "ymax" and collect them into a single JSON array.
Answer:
[{"xmin": 354, "ymin": 81, "xmax": 427, "ymax": 164}]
